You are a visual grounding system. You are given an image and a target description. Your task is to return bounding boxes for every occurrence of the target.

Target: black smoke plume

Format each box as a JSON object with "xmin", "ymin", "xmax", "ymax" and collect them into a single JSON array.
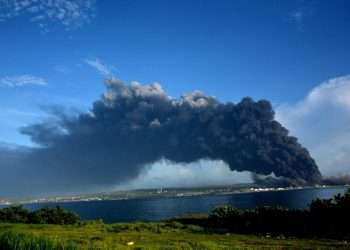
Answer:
[
  {"xmin": 0, "ymin": 80, "xmax": 321, "ymax": 196},
  {"xmin": 251, "ymin": 173, "xmax": 310, "ymax": 187},
  {"xmin": 321, "ymin": 175, "xmax": 350, "ymax": 186}
]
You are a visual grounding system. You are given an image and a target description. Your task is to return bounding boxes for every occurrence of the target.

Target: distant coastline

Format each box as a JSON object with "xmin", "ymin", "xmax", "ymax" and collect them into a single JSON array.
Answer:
[{"xmin": 1, "ymin": 184, "xmax": 348, "ymax": 206}]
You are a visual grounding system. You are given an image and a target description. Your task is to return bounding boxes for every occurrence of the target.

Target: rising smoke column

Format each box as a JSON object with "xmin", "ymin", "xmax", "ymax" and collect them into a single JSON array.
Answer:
[{"xmin": 0, "ymin": 79, "xmax": 321, "ymax": 196}]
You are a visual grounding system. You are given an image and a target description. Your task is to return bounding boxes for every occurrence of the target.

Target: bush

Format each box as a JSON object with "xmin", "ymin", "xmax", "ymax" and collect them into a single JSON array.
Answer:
[
  {"xmin": 0, "ymin": 206, "xmax": 80, "ymax": 225},
  {"xmin": 203, "ymin": 188, "xmax": 350, "ymax": 239},
  {"xmin": 208, "ymin": 205, "xmax": 242, "ymax": 231},
  {"xmin": 0, "ymin": 206, "xmax": 30, "ymax": 224},
  {"xmin": 30, "ymin": 206, "xmax": 80, "ymax": 225}
]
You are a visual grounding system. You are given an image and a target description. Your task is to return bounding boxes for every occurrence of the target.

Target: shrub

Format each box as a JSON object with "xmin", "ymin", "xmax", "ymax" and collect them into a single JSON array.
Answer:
[
  {"xmin": 201, "ymin": 188, "xmax": 350, "ymax": 239},
  {"xmin": 30, "ymin": 206, "xmax": 80, "ymax": 225},
  {"xmin": 0, "ymin": 206, "xmax": 80, "ymax": 225},
  {"xmin": 0, "ymin": 206, "xmax": 30, "ymax": 224}
]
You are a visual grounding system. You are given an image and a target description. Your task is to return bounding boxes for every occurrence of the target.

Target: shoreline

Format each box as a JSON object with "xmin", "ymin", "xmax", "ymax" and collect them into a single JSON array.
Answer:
[{"xmin": 2, "ymin": 184, "xmax": 348, "ymax": 206}]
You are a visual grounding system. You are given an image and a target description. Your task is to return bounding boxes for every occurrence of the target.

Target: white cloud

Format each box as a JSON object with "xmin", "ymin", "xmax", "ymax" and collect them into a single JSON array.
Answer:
[
  {"xmin": 85, "ymin": 58, "xmax": 115, "ymax": 78},
  {"xmin": 118, "ymin": 159, "xmax": 252, "ymax": 190},
  {"xmin": 0, "ymin": 75, "xmax": 47, "ymax": 87},
  {"xmin": 0, "ymin": 0, "xmax": 95, "ymax": 30},
  {"xmin": 276, "ymin": 75, "xmax": 350, "ymax": 176}
]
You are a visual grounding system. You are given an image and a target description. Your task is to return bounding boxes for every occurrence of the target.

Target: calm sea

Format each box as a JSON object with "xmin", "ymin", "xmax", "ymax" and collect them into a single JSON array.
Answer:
[{"xmin": 22, "ymin": 186, "xmax": 347, "ymax": 223}]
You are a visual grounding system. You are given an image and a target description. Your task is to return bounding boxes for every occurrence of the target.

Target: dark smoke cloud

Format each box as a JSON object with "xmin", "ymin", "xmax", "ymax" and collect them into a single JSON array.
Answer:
[
  {"xmin": 0, "ymin": 80, "xmax": 321, "ymax": 197},
  {"xmin": 321, "ymin": 175, "xmax": 350, "ymax": 186},
  {"xmin": 252, "ymin": 173, "xmax": 308, "ymax": 187}
]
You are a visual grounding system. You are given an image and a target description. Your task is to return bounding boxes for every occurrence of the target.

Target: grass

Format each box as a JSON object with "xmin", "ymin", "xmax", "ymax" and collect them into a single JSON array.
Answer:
[
  {"xmin": 0, "ymin": 222, "xmax": 348, "ymax": 250},
  {"xmin": 0, "ymin": 231, "xmax": 78, "ymax": 250}
]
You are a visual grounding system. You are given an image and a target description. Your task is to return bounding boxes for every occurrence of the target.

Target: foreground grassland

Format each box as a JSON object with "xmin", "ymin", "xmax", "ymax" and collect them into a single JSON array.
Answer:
[{"xmin": 0, "ymin": 222, "xmax": 348, "ymax": 250}]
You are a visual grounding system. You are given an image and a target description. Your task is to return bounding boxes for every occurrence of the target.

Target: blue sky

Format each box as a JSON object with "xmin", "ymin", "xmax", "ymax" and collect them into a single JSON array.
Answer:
[{"xmin": 1, "ymin": 0, "xmax": 350, "ymax": 189}]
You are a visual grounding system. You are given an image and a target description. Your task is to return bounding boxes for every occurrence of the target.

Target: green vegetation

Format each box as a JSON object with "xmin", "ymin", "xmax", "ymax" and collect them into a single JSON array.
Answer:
[
  {"xmin": 198, "ymin": 188, "xmax": 350, "ymax": 239},
  {"xmin": 0, "ymin": 222, "xmax": 348, "ymax": 249},
  {"xmin": 172, "ymin": 189, "xmax": 350, "ymax": 240},
  {"xmin": 0, "ymin": 206, "xmax": 80, "ymax": 225},
  {"xmin": 0, "ymin": 231, "xmax": 78, "ymax": 250},
  {"xmin": 0, "ymin": 190, "xmax": 350, "ymax": 249}
]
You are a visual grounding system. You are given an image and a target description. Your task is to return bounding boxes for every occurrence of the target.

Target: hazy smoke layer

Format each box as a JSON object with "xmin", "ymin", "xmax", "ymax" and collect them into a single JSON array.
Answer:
[
  {"xmin": 0, "ymin": 80, "xmax": 321, "ymax": 196},
  {"xmin": 321, "ymin": 175, "xmax": 350, "ymax": 186}
]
